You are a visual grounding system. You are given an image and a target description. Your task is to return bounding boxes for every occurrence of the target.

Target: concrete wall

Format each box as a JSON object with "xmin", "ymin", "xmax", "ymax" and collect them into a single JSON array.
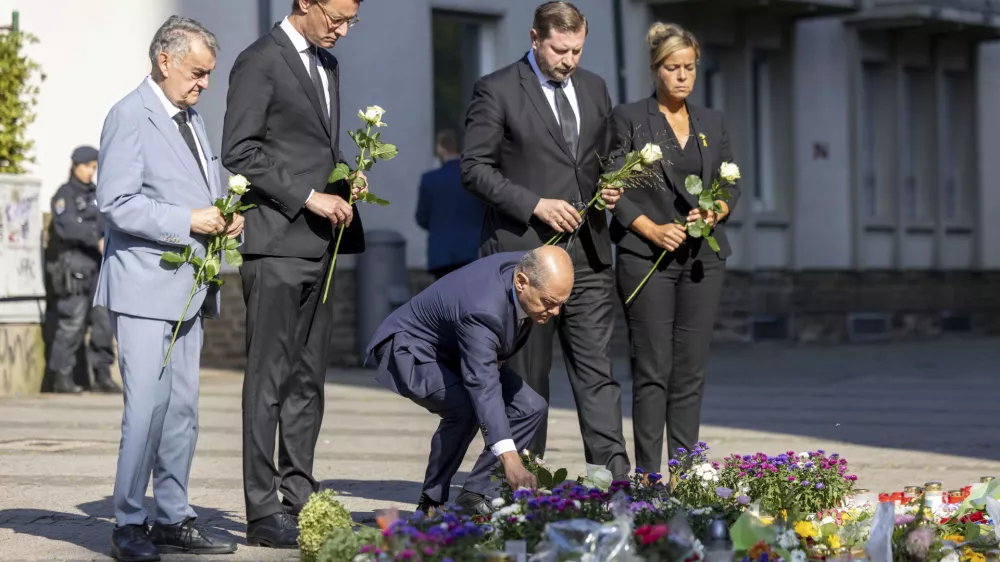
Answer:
[
  {"xmin": 978, "ymin": 40, "xmax": 1000, "ymax": 269},
  {"xmin": 792, "ymin": 17, "xmax": 853, "ymax": 270}
]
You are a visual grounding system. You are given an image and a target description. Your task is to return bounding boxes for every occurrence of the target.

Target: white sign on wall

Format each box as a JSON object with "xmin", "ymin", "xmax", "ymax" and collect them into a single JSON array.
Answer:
[{"xmin": 0, "ymin": 174, "xmax": 45, "ymax": 300}]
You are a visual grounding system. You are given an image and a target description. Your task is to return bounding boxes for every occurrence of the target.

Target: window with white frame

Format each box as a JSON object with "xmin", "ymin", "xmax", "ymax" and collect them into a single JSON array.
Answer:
[{"xmin": 431, "ymin": 10, "xmax": 497, "ymax": 148}]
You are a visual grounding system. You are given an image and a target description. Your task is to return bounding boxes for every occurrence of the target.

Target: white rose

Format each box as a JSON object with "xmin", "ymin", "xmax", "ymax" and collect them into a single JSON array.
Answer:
[
  {"xmin": 228, "ymin": 174, "xmax": 250, "ymax": 195},
  {"xmin": 491, "ymin": 497, "xmax": 506, "ymax": 508},
  {"xmin": 720, "ymin": 162, "xmax": 740, "ymax": 183},
  {"xmin": 586, "ymin": 466, "xmax": 614, "ymax": 491},
  {"xmin": 359, "ymin": 105, "xmax": 386, "ymax": 127},
  {"xmin": 791, "ymin": 550, "xmax": 807, "ymax": 562},
  {"xmin": 639, "ymin": 142, "xmax": 663, "ymax": 165}
]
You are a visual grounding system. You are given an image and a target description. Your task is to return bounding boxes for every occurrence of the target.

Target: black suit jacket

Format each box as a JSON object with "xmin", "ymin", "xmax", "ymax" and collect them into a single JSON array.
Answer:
[
  {"xmin": 461, "ymin": 53, "xmax": 614, "ymax": 266},
  {"xmin": 609, "ymin": 96, "xmax": 742, "ymax": 259},
  {"xmin": 365, "ymin": 252, "xmax": 531, "ymax": 446},
  {"xmin": 221, "ymin": 24, "xmax": 364, "ymax": 259}
]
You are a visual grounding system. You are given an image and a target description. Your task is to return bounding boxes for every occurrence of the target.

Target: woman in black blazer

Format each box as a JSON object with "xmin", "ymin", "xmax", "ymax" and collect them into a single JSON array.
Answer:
[{"xmin": 609, "ymin": 22, "xmax": 742, "ymax": 474}]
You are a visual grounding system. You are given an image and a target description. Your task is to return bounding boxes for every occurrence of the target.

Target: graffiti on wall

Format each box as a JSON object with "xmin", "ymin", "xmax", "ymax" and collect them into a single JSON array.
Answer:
[{"xmin": 0, "ymin": 178, "xmax": 45, "ymax": 299}]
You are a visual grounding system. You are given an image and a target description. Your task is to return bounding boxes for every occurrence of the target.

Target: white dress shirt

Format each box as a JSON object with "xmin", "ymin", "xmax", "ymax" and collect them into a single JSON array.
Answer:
[
  {"xmin": 527, "ymin": 49, "xmax": 581, "ymax": 133},
  {"xmin": 279, "ymin": 17, "xmax": 330, "ymax": 116},
  {"xmin": 489, "ymin": 283, "xmax": 530, "ymax": 457},
  {"xmin": 147, "ymin": 75, "xmax": 208, "ymax": 176},
  {"xmin": 279, "ymin": 17, "xmax": 330, "ymax": 204}
]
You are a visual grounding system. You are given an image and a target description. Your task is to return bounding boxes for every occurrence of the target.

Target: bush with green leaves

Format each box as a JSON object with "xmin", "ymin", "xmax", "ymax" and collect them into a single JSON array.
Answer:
[
  {"xmin": 0, "ymin": 24, "xmax": 44, "ymax": 174},
  {"xmin": 298, "ymin": 489, "xmax": 355, "ymax": 562}
]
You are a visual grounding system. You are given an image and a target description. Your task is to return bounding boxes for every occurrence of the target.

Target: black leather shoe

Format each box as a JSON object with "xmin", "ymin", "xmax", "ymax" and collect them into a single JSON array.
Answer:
[
  {"xmin": 416, "ymin": 493, "xmax": 442, "ymax": 514},
  {"xmin": 246, "ymin": 513, "xmax": 298, "ymax": 549},
  {"xmin": 453, "ymin": 489, "xmax": 495, "ymax": 516},
  {"xmin": 111, "ymin": 524, "xmax": 160, "ymax": 562},
  {"xmin": 150, "ymin": 517, "xmax": 236, "ymax": 555}
]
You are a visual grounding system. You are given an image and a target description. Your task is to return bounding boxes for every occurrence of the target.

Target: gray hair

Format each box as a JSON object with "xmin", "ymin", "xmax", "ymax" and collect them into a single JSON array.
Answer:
[
  {"xmin": 516, "ymin": 249, "xmax": 549, "ymax": 288},
  {"xmin": 148, "ymin": 15, "xmax": 219, "ymax": 67}
]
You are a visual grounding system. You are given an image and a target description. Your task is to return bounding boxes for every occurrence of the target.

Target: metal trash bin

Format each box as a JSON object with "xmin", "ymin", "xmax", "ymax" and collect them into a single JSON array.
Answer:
[{"xmin": 355, "ymin": 230, "xmax": 410, "ymax": 365}]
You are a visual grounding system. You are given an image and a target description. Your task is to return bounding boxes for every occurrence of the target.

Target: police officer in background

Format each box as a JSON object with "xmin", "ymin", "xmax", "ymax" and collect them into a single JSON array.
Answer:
[{"xmin": 46, "ymin": 146, "xmax": 120, "ymax": 394}]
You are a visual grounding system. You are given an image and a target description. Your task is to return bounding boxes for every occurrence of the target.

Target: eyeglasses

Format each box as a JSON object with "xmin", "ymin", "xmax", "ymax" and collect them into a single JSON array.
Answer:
[{"xmin": 315, "ymin": 2, "xmax": 359, "ymax": 29}]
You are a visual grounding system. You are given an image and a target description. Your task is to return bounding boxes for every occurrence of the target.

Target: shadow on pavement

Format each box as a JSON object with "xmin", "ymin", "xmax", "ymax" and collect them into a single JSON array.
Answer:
[
  {"xmin": 326, "ymin": 337, "xmax": 1000, "ymax": 463},
  {"xmin": 0, "ymin": 497, "xmax": 245, "ymax": 557}
]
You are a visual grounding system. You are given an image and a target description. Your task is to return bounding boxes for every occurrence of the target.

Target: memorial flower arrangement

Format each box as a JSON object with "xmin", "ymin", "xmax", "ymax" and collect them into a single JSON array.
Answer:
[
  {"xmin": 299, "ymin": 442, "xmax": 1000, "ymax": 562},
  {"xmin": 717, "ymin": 449, "xmax": 858, "ymax": 515}
]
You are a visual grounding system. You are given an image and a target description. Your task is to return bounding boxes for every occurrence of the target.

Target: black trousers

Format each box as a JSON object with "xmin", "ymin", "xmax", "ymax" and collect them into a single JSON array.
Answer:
[
  {"xmin": 240, "ymin": 254, "xmax": 334, "ymax": 523},
  {"xmin": 505, "ymin": 240, "xmax": 630, "ymax": 478},
  {"xmin": 615, "ymin": 246, "xmax": 726, "ymax": 473},
  {"xmin": 47, "ymin": 294, "xmax": 114, "ymax": 380}
]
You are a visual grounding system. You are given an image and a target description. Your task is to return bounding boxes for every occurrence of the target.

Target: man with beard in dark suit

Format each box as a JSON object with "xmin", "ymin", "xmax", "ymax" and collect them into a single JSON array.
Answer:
[
  {"xmin": 366, "ymin": 247, "xmax": 574, "ymax": 515},
  {"xmin": 461, "ymin": 1, "xmax": 631, "ymax": 487},
  {"xmin": 221, "ymin": 0, "xmax": 365, "ymax": 548}
]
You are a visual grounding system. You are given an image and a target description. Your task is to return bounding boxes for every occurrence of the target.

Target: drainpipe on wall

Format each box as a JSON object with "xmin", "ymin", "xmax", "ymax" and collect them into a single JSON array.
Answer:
[
  {"xmin": 259, "ymin": 0, "xmax": 271, "ymax": 36},
  {"xmin": 612, "ymin": 0, "xmax": 627, "ymax": 104}
]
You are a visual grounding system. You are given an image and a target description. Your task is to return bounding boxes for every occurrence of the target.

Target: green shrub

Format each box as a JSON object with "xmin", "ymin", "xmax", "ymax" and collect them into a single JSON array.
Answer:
[
  {"xmin": 298, "ymin": 489, "xmax": 355, "ymax": 562},
  {"xmin": 317, "ymin": 526, "xmax": 381, "ymax": 562},
  {"xmin": 0, "ymin": 20, "xmax": 44, "ymax": 174}
]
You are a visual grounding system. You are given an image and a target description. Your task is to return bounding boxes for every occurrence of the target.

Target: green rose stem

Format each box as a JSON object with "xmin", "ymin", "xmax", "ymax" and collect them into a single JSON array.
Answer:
[
  {"xmin": 545, "ymin": 190, "xmax": 604, "ymax": 246},
  {"xmin": 321, "ymin": 125, "xmax": 372, "ymax": 305},
  {"xmin": 162, "ymin": 193, "xmax": 238, "ymax": 367},
  {"xmin": 625, "ymin": 248, "xmax": 667, "ymax": 306}
]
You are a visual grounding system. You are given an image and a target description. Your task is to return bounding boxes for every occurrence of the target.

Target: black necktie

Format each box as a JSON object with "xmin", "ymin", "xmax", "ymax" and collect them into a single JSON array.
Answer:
[
  {"xmin": 549, "ymin": 80, "xmax": 579, "ymax": 158},
  {"xmin": 172, "ymin": 110, "xmax": 206, "ymax": 182},
  {"xmin": 306, "ymin": 45, "xmax": 329, "ymax": 120},
  {"xmin": 514, "ymin": 318, "xmax": 531, "ymax": 349}
]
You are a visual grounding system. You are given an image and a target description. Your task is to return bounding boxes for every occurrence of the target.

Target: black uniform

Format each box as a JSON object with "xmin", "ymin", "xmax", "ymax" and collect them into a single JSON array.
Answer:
[{"xmin": 46, "ymin": 176, "xmax": 117, "ymax": 393}]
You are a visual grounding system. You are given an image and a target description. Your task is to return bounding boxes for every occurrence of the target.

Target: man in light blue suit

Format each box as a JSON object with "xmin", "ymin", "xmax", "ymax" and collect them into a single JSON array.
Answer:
[{"xmin": 95, "ymin": 16, "xmax": 239, "ymax": 562}]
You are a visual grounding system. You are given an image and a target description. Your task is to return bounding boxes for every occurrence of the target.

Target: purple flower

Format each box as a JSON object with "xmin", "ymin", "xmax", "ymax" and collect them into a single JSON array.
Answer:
[
  {"xmin": 649, "ymin": 473, "xmax": 663, "ymax": 483},
  {"xmin": 677, "ymin": 447, "xmax": 688, "ymax": 454},
  {"xmin": 736, "ymin": 495, "xmax": 751, "ymax": 505},
  {"xmin": 716, "ymin": 487, "xmax": 733, "ymax": 499},
  {"xmin": 802, "ymin": 480, "xmax": 810, "ymax": 487},
  {"xmin": 816, "ymin": 483, "xmax": 825, "ymax": 490},
  {"xmin": 680, "ymin": 474, "xmax": 688, "ymax": 480},
  {"xmin": 788, "ymin": 476, "xmax": 796, "ymax": 482},
  {"xmin": 668, "ymin": 459, "xmax": 681, "ymax": 468},
  {"xmin": 635, "ymin": 467, "xmax": 645, "ymax": 475}
]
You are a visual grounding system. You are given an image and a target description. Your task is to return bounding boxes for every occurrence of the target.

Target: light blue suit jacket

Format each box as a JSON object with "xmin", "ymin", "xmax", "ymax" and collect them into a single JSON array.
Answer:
[{"xmin": 94, "ymin": 79, "xmax": 223, "ymax": 323}]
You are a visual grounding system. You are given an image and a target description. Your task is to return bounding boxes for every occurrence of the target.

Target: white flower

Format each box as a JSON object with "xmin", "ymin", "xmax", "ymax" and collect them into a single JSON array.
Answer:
[
  {"xmin": 791, "ymin": 549, "xmax": 807, "ymax": 562},
  {"xmin": 228, "ymin": 174, "xmax": 250, "ymax": 195},
  {"xmin": 778, "ymin": 530, "xmax": 800, "ymax": 549},
  {"xmin": 720, "ymin": 162, "xmax": 741, "ymax": 183},
  {"xmin": 692, "ymin": 538, "xmax": 705, "ymax": 559},
  {"xmin": 585, "ymin": 466, "xmax": 613, "ymax": 491},
  {"xmin": 491, "ymin": 497, "xmax": 506, "ymax": 508},
  {"xmin": 941, "ymin": 550, "xmax": 959, "ymax": 562},
  {"xmin": 639, "ymin": 142, "xmax": 663, "ymax": 165},
  {"xmin": 359, "ymin": 105, "xmax": 386, "ymax": 127}
]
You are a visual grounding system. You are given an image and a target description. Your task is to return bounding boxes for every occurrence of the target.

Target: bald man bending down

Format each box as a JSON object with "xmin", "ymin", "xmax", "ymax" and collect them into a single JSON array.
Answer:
[{"xmin": 365, "ymin": 247, "xmax": 573, "ymax": 514}]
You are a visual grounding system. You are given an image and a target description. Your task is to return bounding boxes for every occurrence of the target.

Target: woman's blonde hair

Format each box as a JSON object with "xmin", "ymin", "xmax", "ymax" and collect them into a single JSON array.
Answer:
[{"xmin": 647, "ymin": 22, "xmax": 700, "ymax": 69}]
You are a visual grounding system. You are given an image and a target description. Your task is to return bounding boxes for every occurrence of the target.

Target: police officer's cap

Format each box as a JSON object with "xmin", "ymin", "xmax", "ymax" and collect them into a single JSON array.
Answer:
[{"xmin": 71, "ymin": 145, "xmax": 98, "ymax": 165}]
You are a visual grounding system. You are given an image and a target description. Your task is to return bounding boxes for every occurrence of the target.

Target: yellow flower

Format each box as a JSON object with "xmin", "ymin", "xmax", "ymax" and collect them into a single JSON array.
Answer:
[
  {"xmin": 699, "ymin": 133, "xmax": 707, "ymax": 147},
  {"xmin": 826, "ymin": 535, "xmax": 842, "ymax": 550},
  {"xmin": 794, "ymin": 521, "xmax": 819, "ymax": 539},
  {"xmin": 961, "ymin": 548, "xmax": 985, "ymax": 562},
  {"xmin": 943, "ymin": 535, "xmax": 965, "ymax": 543}
]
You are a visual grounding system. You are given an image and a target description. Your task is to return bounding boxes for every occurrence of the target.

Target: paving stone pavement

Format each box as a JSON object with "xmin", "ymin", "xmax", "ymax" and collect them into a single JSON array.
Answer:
[{"xmin": 1, "ymin": 336, "xmax": 998, "ymax": 561}]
